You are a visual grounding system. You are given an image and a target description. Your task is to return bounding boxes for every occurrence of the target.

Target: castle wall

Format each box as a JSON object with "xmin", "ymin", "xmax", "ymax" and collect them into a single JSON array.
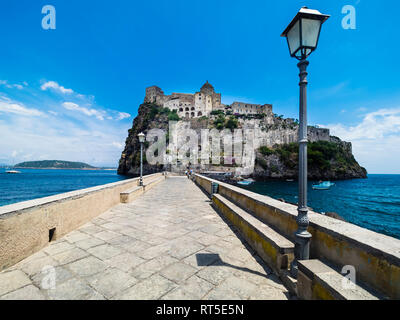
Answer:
[
  {"xmin": 145, "ymin": 86, "xmax": 164, "ymax": 103},
  {"xmin": 194, "ymin": 92, "xmax": 206, "ymax": 117},
  {"xmin": 232, "ymin": 102, "xmax": 272, "ymax": 115}
]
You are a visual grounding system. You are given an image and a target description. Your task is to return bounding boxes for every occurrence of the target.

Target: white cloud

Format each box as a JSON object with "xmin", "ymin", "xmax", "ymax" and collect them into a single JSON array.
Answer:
[
  {"xmin": 0, "ymin": 99, "xmax": 43, "ymax": 116},
  {"xmin": 0, "ymin": 108, "xmax": 130, "ymax": 167},
  {"xmin": 0, "ymin": 80, "xmax": 26, "ymax": 90},
  {"xmin": 116, "ymin": 112, "xmax": 131, "ymax": 120},
  {"xmin": 328, "ymin": 108, "xmax": 400, "ymax": 140},
  {"xmin": 41, "ymin": 81, "xmax": 73, "ymax": 94},
  {"xmin": 326, "ymin": 108, "xmax": 400, "ymax": 174},
  {"xmin": 62, "ymin": 102, "xmax": 105, "ymax": 120},
  {"xmin": 0, "ymin": 81, "xmax": 132, "ymax": 167}
]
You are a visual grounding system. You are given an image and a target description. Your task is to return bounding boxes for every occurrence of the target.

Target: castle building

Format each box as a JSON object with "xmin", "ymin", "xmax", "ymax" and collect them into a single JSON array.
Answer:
[
  {"xmin": 230, "ymin": 102, "xmax": 272, "ymax": 115},
  {"xmin": 144, "ymin": 81, "xmax": 272, "ymax": 118}
]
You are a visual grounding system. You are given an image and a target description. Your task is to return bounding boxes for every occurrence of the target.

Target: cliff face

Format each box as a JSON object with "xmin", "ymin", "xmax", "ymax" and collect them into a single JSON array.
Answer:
[
  {"xmin": 118, "ymin": 102, "xmax": 367, "ymax": 180},
  {"xmin": 253, "ymin": 138, "xmax": 367, "ymax": 180},
  {"xmin": 118, "ymin": 103, "xmax": 168, "ymax": 176}
]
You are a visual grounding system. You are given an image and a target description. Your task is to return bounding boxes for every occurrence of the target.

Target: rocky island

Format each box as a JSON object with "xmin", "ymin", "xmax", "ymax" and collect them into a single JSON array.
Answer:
[
  {"xmin": 118, "ymin": 82, "xmax": 367, "ymax": 180},
  {"xmin": 15, "ymin": 160, "xmax": 96, "ymax": 170}
]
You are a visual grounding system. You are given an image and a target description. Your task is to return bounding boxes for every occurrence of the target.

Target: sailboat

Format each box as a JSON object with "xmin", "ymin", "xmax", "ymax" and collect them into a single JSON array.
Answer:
[{"xmin": 5, "ymin": 160, "xmax": 21, "ymax": 174}]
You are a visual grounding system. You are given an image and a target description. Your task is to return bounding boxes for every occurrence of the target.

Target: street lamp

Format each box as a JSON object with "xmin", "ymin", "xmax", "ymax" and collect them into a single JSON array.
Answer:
[
  {"xmin": 281, "ymin": 7, "xmax": 330, "ymax": 278},
  {"xmin": 138, "ymin": 132, "xmax": 146, "ymax": 186}
]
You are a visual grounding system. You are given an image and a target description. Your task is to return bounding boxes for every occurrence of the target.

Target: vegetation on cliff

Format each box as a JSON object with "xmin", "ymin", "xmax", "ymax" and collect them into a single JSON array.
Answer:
[
  {"xmin": 213, "ymin": 114, "xmax": 239, "ymax": 131},
  {"xmin": 118, "ymin": 103, "xmax": 169, "ymax": 176},
  {"xmin": 255, "ymin": 141, "xmax": 367, "ymax": 180}
]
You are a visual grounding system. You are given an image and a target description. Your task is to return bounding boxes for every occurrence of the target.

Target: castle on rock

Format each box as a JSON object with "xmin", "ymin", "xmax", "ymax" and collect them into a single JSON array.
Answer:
[{"xmin": 144, "ymin": 81, "xmax": 272, "ymax": 119}]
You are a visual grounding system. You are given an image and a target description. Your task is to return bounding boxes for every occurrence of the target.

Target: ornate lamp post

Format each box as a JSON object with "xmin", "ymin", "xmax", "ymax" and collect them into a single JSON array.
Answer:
[
  {"xmin": 138, "ymin": 132, "xmax": 146, "ymax": 186},
  {"xmin": 281, "ymin": 7, "xmax": 330, "ymax": 278}
]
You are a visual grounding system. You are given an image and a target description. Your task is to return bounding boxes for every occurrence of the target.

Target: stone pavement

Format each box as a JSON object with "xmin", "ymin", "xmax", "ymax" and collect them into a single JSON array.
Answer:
[{"xmin": 0, "ymin": 177, "xmax": 290, "ymax": 300}]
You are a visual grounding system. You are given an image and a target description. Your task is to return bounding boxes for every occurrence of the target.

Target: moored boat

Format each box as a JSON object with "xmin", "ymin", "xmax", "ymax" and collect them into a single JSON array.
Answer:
[
  {"xmin": 5, "ymin": 170, "xmax": 21, "ymax": 174},
  {"xmin": 237, "ymin": 178, "xmax": 255, "ymax": 186},
  {"xmin": 312, "ymin": 181, "xmax": 335, "ymax": 190}
]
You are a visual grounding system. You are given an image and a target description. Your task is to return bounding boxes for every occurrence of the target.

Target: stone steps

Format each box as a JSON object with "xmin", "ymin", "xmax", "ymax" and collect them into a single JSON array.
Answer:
[
  {"xmin": 211, "ymin": 193, "xmax": 384, "ymax": 299},
  {"xmin": 143, "ymin": 175, "xmax": 165, "ymax": 192},
  {"xmin": 120, "ymin": 175, "xmax": 165, "ymax": 203},
  {"xmin": 212, "ymin": 193, "xmax": 295, "ymax": 275},
  {"xmin": 297, "ymin": 259, "xmax": 384, "ymax": 300},
  {"xmin": 120, "ymin": 186, "xmax": 143, "ymax": 203}
]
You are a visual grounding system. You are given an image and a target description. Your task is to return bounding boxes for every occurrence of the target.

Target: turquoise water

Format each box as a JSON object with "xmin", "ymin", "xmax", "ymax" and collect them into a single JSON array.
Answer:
[
  {"xmin": 238, "ymin": 175, "xmax": 400, "ymax": 240},
  {"xmin": 0, "ymin": 169, "xmax": 128, "ymax": 207}
]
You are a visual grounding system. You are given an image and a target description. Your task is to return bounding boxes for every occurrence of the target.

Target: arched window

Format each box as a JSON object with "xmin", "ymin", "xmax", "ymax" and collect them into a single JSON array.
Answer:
[
  {"xmin": 179, "ymin": 108, "xmax": 183, "ymax": 112},
  {"xmin": 185, "ymin": 112, "xmax": 189, "ymax": 118},
  {"xmin": 198, "ymin": 111, "xmax": 202, "ymax": 116},
  {"xmin": 191, "ymin": 112, "xmax": 195, "ymax": 117},
  {"xmin": 185, "ymin": 107, "xmax": 189, "ymax": 111},
  {"xmin": 191, "ymin": 107, "xmax": 195, "ymax": 111}
]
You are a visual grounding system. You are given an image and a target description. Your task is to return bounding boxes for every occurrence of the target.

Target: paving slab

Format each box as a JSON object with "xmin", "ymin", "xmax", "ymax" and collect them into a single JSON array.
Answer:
[
  {"xmin": 0, "ymin": 285, "xmax": 45, "ymax": 300},
  {"xmin": 66, "ymin": 256, "xmax": 108, "ymax": 277},
  {"xmin": 0, "ymin": 270, "xmax": 32, "ymax": 296},
  {"xmin": 116, "ymin": 274, "xmax": 177, "ymax": 300},
  {"xmin": 87, "ymin": 268, "xmax": 137, "ymax": 299}
]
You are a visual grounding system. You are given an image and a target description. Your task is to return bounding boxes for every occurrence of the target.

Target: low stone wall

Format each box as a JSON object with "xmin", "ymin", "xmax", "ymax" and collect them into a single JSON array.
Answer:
[
  {"xmin": 194, "ymin": 174, "xmax": 400, "ymax": 299},
  {"xmin": 297, "ymin": 260, "xmax": 379, "ymax": 300},
  {"xmin": 0, "ymin": 172, "xmax": 163, "ymax": 271}
]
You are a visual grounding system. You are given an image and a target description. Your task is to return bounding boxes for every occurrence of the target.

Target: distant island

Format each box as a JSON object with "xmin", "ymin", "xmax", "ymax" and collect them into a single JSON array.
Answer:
[{"xmin": 15, "ymin": 160, "xmax": 99, "ymax": 170}]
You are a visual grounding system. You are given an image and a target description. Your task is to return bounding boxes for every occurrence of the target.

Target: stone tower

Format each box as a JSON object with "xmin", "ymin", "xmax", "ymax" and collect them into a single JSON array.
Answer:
[{"xmin": 200, "ymin": 81, "xmax": 215, "ymax": 95}]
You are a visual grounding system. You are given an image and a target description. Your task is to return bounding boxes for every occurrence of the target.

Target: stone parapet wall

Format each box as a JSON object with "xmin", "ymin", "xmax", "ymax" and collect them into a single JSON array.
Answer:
[
  {"xmin": 194, "ymin": 173, "xmax": 400, "ymax": 299},
  {"xmin": 0, "ymin": 173, "xmax": 163, "ymax": 271}
]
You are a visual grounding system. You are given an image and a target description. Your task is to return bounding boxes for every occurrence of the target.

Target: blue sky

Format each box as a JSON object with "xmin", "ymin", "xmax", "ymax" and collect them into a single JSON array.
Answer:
[{"xmin": 0, "ymin": 0, "xmax": 399, "ymax": 172}]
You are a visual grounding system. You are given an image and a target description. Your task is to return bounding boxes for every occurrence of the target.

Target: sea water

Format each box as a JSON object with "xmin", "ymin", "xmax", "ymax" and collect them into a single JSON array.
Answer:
[
  {"xmin": 0, "ymin": 168, "xmax": 128, "ymax": 207},
  {"xmin": 239, "ymin": 174, "xmax": 400, "ymax": 239}
]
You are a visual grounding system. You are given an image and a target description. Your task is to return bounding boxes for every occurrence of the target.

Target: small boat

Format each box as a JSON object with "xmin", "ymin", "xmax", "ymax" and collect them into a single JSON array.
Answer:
[
  {"xmin": 286, "ymin": 179, "xmax": 294, "ymax": 182},
  {"xmin": 312, "ymin": 181, "xmax": 335, "ymax": 190},
  {"xmin": 5, "ymin": 170, "xmax": 21, "ymax": 174},
  {"xmin": 237, "ymin": 178, "xmax": 254, "ymax": 186}
]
